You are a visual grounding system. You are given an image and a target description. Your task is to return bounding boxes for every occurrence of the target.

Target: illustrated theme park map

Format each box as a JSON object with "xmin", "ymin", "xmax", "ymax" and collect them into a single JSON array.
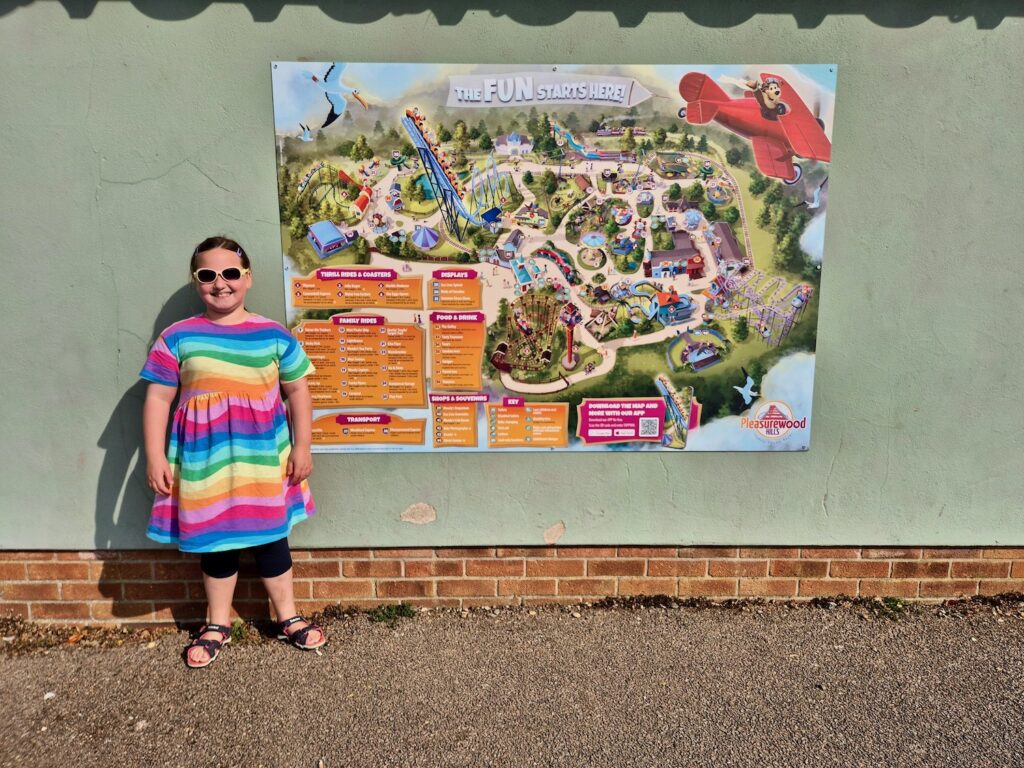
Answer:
[{"xmin": 271, "ymin": 63, "xmax": 836, "ymax": 452}]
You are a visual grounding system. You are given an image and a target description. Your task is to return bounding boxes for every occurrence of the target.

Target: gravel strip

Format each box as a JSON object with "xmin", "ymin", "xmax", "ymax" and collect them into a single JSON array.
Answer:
[{"xmin": 2, "ymin": 600, "xmax": 1023, "ymax": 767}]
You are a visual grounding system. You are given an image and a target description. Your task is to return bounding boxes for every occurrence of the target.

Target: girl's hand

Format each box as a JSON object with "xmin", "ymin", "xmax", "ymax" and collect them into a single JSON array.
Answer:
[
  {"xmin": 287, "ymin": 446, "xmax": 313, "ymax": 485},
  {"xmin": 146, "ymin": 457, "xmax": 174, "ymax": 495}
]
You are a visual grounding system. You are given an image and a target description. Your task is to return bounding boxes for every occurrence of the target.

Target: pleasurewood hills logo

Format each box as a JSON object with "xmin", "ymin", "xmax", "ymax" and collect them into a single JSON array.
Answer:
[{"xmin": 740, "ymin": 401, "xmax": 807, "ymax": 441}]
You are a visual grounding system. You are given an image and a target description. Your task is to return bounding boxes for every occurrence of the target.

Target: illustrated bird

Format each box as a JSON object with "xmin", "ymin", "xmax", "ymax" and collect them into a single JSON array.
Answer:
[
  {"xmin": 734, "ymin": 367, "xmax": 758, "ymax": 406},
  {"xmin": 298, "ymin": 124, "xmax": 313, "ymax": 142},
  {"xmin": 302, "ymin": 63, "xmax": 369, "ymax": 129}
]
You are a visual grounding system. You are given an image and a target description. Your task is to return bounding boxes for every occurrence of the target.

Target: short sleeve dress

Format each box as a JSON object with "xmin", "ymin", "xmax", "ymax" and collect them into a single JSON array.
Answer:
[{"xmin": 140, "ymin": 314, "xmax": 317, "ymax": 553}]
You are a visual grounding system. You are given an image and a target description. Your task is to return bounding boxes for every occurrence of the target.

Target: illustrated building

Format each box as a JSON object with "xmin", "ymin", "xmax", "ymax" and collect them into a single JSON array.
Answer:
[
  {"xmin": 686, "ymin": 255, "xmax": 706, "ymax": 280},
  {"xmin": 494, "ymin": 132, "xmax": 534, "ymax": 157},
  {"xmin": 307, "ymin": 221, "xmax": 358, "ymax": 258},
  {"xmin": 515, "ymin": 203, "xmax": 549, "ymax": 228},
  {"xmin": 710, "ymin": 221, "xmax": 743, "ymax": 267},
  {"xmin": 499, "ymin": 228, "xmax": 525, "ymax": 258},
  {"xmin": 573, "ymin": 174, "xmax": 594, "ymax": 195},
  {"xmin": 643, "ymin": 232, "xmax": 699, "ymax": 278},
  {"xmin": 662, "ymin": 195, "xmax": 700, "ymax": 214},
  {"xmin": 654, "ymin": 289, "xmax": 696, "ymax": 325}
]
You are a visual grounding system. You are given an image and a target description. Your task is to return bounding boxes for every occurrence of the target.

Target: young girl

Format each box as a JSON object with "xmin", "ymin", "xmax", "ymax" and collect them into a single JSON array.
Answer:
[{"xmin": 141, "ymin": 236, "xmax": 326, "ymax": 668}]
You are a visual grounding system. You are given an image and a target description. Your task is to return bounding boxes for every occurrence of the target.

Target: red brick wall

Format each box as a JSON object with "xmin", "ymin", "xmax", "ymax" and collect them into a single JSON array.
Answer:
[{"xmin": 2, "ymin": 546, "xmax": 1023, "ymax": 625}]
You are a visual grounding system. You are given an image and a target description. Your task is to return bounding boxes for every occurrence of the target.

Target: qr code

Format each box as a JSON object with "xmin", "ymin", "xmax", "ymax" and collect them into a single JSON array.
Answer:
[{"xmin": 639, "ymin": 417, "xmax": 660, "ymax": 437}]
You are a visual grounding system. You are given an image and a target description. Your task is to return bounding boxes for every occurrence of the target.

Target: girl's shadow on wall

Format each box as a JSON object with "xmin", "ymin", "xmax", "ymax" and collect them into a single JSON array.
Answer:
[{"xmin": 94, "ymin": 286, "xmax": 218, "ymax": 625}]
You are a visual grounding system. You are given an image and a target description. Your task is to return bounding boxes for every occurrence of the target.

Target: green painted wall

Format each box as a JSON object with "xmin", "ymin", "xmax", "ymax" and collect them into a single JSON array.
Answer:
[{"xmin": 1, "ymin": 3, "xmax": 1021, "ymax": 549}]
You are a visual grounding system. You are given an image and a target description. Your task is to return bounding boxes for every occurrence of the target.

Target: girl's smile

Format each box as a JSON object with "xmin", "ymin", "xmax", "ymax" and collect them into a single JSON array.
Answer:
[{"xmin": 193, "ymin": 246, "xmax": 252, "ymax": 322}]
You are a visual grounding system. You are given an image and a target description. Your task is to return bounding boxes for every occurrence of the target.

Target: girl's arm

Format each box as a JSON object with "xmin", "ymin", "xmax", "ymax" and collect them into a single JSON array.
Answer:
[
  {"xmin": 142, "ymin": 382, "xmax": 178, "ymax": 494},
  {"xmin": 281, "ymin": 377, "xmax": 313, "ymax": 484}
]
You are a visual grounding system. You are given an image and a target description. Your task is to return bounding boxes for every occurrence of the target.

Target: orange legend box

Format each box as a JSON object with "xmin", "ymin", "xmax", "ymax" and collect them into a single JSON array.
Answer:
[
  {"xmin": 295, "ymin": 315, "xmax": 426, "ymax": 408},
  {"xmin": 429, "ymin": 311, "xmax": 485, "ymax": 391},
  {"xmin": 427, "ymin": 268, "xmax": 482, "ymax": 310},
  {"xmin": 486, "ymin": 399, "xmax": 570, "ymax": 448},
  {"xmin": 429, "ymin": 393, "xmax": 487, "ymax": 448},
  {"xmin": 291, "ymin": 267, "xmax": 423, "ymax": 310},
  {"xmin": 311, "ymin": 412, "xmax": 426, "ymax": 446}
]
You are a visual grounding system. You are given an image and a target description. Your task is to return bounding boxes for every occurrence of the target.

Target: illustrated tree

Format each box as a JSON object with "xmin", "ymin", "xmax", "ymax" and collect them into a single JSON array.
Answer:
[
  {"xmin": 452, "ymin": 121, "xmax": 470, "ymax": 165},
  {"xmin": 683, "ymin": 135, "xmax": 695, "ymax": 150},
  {"xmin": 409, "ymin": 178, "xmax": 425, "ymax": 203},
  {"xmin": 749, "ymin": 360, "xmax": 766, "ymax": 388},
  {"xmin": 725, "ymin": 147, "xmax": 743, "ymax": 166},
  {"xmin": 748, "ymin": 170, "xmax": 769, "ymax": 196},
  {"xmin": 620, "ymin": 128, "xmax": 637, "ymax": 153},
  {"xmin": 723, "ymin": 206, "xmax": 741, "ymax": 224},
  {"xmin": 757, "ymin": 204, "xmax": 773, "ymax": 228},
  {"xmin": 653, "ymin": 127, "xmax": 668, "ymax": 147},
  {"xmin": 733, "ymin": 315, "xmax": 749, "ymax": 342},
  {"xmin": 373, "ymin": 120, "xmax": 384, "ymax": 135},
  {"xmin": 523, "ymin": 170, "xmax": 534, "ymax": 185},
  {"xmin": 542, "ymin": 169, "xmax": 557, "ymax": 195},
  {"xmin": 593, "ymin": 272, "xmax": 606, "ymax": 285},
  {"xmin": 701, "ymin": 201, "xmax": 718, "ymax": 220},
  {"xmin": 588, "ymin": 119, "xmax": 602, "ymax": 133},
  {"xmin": 469, "ymin": 125, "xmax": 481, "ymax": 141},
  {"xmin": 387, "ymin": 127, "xmax": 400, "ymax": 141},
  {"xmin": 668, "ymin": 183, "xmax": 682, "ymax": 201},
  {"xmin": 686, "ymin": 182, "xmax": 705, "ymax": 202},
  {"xmin": 478, "ymin": 132, "xmax": 493, "ymax": 151},
  {"xmin": 353, "ymin": 237, "xmax": 370, "ymax": 264},
  {"xmin": 763, "ymin": 182, "xmax": 784, "ymax": 206},
  {"xmin": 350, "ymin": 134, "xmax": 373, "ymax": 161},
  {"xmin": 697, "ymin": 134, "xmax": 709, "ymax": 152}
]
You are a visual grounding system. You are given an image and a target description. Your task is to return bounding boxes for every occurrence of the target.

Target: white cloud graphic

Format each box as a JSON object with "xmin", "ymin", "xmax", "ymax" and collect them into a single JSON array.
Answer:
[{"xmin": 686, "ymin": 352, "xmax": 816, "ymax": 451}]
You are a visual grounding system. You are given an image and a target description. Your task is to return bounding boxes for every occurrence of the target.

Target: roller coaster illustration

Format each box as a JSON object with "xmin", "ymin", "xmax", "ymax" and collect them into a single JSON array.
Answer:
[
  {"xmin": 296, "ymin": 161, "xmax": 350, "ymax": 206},
  {"xmin": 401, "ymin": 108, "xmax": 509, "ymax": 240}
]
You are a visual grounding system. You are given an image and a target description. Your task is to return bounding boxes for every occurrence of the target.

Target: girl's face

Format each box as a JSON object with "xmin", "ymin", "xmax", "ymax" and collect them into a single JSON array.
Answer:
[{"xmin": 193, "ymin": 247, "xmax": 252, "ymax": 318}]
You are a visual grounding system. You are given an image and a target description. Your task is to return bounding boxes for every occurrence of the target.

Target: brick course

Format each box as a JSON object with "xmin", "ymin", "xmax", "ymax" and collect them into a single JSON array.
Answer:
[{"xmin": 0, "ymin": 547, "xmax": 1022, "ymax": 625}]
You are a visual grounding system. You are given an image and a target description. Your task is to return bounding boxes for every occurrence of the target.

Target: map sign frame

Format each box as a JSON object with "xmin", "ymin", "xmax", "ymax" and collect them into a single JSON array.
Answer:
[{"xmin": 271, "ymin": 63, "xmax": 836, "ymax": 452}]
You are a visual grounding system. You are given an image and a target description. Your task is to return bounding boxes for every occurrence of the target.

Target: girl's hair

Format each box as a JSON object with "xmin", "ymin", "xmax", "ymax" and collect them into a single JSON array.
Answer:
[{"xmin": 189, "ymin": 236, "xmax": 251, "ymax": 279}]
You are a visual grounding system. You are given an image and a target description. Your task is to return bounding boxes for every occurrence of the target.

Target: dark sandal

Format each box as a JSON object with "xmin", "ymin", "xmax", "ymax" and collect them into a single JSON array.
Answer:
[
  {"xmin": 184, "ymin": 624, "xmax": 231, "ymax": 669},
  {"xmin": 276, "ymin": 615, "xmax": 326, "ymax": 650}
]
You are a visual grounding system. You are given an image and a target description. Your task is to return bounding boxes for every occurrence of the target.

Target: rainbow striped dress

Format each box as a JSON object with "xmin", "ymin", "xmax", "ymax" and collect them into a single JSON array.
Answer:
[{"xmin": 140, "ymin": 314, "xmax": 316, "ymax": 552}]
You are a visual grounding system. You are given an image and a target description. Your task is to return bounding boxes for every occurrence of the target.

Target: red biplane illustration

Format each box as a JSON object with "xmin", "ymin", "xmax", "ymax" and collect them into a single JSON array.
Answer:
[{"xmin": 678, "ymin": 72, "xmax": 831, "ymax": 184}]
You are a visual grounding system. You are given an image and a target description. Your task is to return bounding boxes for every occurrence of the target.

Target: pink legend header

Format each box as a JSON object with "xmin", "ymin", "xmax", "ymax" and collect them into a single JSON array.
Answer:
[
  {"xmin": 335, "ymin": 414, "xmax": 392, "ymax": 425},
  {"xmin": 332, "ymin": 315, "xmax": 386, "ymax": 326}
]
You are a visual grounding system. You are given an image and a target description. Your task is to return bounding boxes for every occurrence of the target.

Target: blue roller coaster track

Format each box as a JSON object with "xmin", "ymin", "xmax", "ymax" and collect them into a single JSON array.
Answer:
[{"xmin": 401, "ymin": 113, "xmax": 503, "ymax": 241}]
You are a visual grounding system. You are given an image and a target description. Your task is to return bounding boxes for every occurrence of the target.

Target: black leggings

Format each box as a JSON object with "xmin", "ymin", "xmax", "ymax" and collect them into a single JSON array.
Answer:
[{"xmin": 199, "ymin": 537, "xmax": 293, "ymax": 579}]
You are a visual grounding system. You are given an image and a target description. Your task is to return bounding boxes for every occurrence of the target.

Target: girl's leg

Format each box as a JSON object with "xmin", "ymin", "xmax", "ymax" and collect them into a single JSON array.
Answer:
[
  {"xmin": 192, "ymin": 551, "xmax": 241, "ymax": 665},
  {"xmin": 254, "ymin": 537, "xmax": 325, "ymax": 646}
]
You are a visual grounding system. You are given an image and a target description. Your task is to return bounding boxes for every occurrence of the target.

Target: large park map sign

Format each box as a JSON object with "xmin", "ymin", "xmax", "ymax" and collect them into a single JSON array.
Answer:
[{"xmin": 271, "ymin": 63, "xmax": 836, "ymax": 452}]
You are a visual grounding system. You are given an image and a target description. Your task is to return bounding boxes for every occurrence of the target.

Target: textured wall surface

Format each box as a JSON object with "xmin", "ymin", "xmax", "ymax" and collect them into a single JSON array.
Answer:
[{"xmin": 0, "ymin": 3, "xmax": 1021, "ymax": 548}]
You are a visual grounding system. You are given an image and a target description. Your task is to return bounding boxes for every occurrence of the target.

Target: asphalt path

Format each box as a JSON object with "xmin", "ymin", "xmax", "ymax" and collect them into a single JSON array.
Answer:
[{"xmin": 2, "ymin": 603, "xmax": 1023, "ymax": 767}]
